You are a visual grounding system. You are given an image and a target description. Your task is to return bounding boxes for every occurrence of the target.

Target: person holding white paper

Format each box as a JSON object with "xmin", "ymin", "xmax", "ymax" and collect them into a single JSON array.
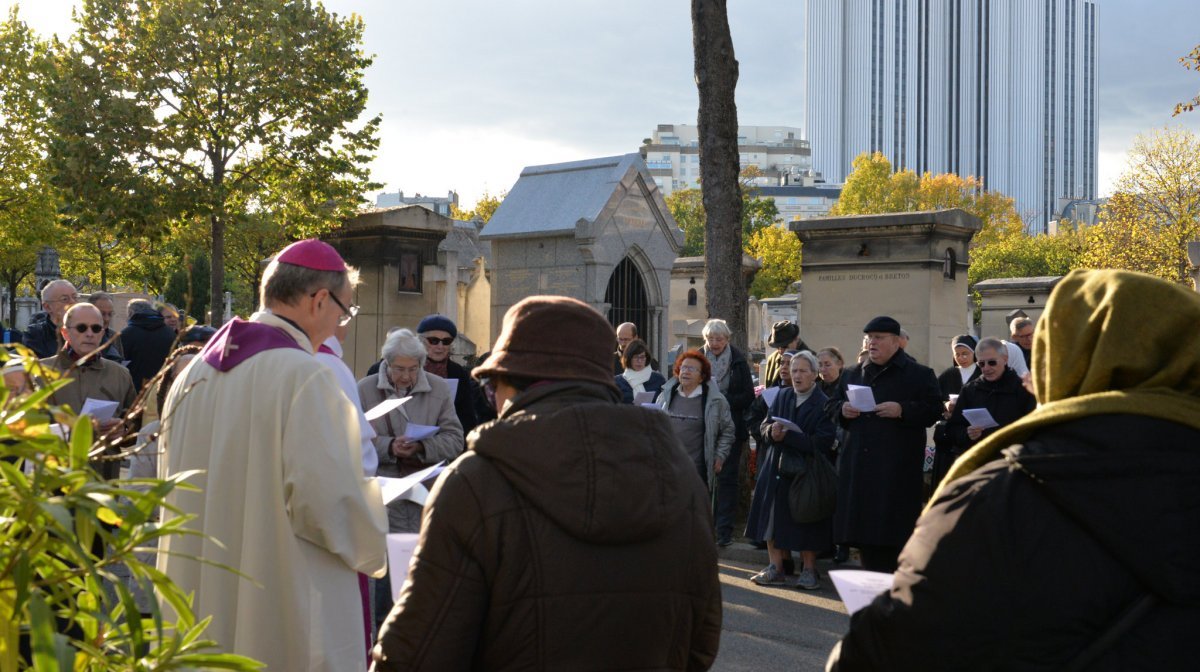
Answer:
[
  {"xmin": 356, "ymin": 328, "xmax": 463, "ymax": 630},
  {"xmin": 357, "ymin": 329, "xmax": 464, "ymax": 533},
  {"xmin": 829, "ymin": 270, "xmax": 1200, "ymax": 671},
  {"xmin": 614, "ymin": 338, "xmax": 666, "ymax": 404},
  {"xmin": 35, "ymin": 302, "xmax": 137, "ymax": 479},
  {"xmin": 833, "ymin": 316, "xmax": 942, "ymax": 573},
  {"xmin": 931, "ymin": 335, "xmax": 983, "ymax": 487},
  {"xmin": 942, "ymin": 337, "xmax": 1035, "ymax": 477},
  {"xmin": 746, "ymin": 351, "xmax": 837, "ymax": 591}
]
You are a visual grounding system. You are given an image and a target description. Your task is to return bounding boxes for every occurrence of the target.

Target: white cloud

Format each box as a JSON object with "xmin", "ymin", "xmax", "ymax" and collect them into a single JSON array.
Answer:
[{"xmin": 370, "ymin": 122, "xmax": 593, "ymax": 208}]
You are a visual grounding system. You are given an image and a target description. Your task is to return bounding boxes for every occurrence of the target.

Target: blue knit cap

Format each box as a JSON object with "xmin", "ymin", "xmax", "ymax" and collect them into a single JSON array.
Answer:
[{"xmin": 417, "ymin": 314, "xmax": 457, "ymax": 338}]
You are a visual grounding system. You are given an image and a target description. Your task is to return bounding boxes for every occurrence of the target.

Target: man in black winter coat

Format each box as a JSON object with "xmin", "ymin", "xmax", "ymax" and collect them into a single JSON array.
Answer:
[
  {"xmin": 827, "ymin": 269, "xmax": 1200, "ymax": 671},
  {"xmin": 119, "ymin": 298, "xmax": 177, "ymax": 392},
  {"xmin": 22, "ymin": 280, "xmax": 79, "ymax": 358},
  {"xmin": 833, "ymin": 316, "xmax": 942, "ymax": 572}
]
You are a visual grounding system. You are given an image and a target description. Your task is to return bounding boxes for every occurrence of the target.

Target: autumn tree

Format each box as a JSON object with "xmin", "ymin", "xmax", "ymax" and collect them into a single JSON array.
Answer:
[
  {"xmin": 832, "ymin": 151, "xmax": 1025, "ymax": 246},
  {"xmin": 968, "ymin": 227, "xmax": 1084, "ymax": 287},
  {"xmin": 1079, "ymin": 127, "xmax": 1200, "ymax": 285},
  {"xmin": 451, "ymin": 190, "xmax": 505, "ymax": 224},
  {"xmin": 691, "ymin": 0, "xmax": 746, "ymax": 350},
  {"xmin": 1175, "ymin": 44, "xmax": 1200, "ymax": 116},
  {"xmin": 49, "ymin": 0, "xmax": 381, "ymax": 326},
  {"xmin": 745, "ymin": 225, "xmax": 802, "ymax": 298},
  {"xmin": 0, "ymin": 10, "xmax": 59, "ymax": 324}
]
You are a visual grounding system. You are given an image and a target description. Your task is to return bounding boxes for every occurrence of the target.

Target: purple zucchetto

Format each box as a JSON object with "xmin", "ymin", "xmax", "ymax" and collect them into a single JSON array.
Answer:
[{"xmin": 275, "ymin": 239, "xmax": 348, "ymax": 272}]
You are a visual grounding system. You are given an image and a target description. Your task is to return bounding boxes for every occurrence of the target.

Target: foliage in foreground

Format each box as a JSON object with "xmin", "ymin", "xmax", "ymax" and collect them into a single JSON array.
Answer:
[{"xmin": 0, "ymin": 347, "xmax": 260, "ymax": 670}]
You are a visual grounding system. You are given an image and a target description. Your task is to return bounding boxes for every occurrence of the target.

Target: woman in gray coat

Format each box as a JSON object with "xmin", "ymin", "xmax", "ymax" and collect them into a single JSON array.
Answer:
[
  {"xmin": 656, "ymin": 349, "xmax": 735, "ymax": 490},
  {"xmin": 357, "ymin": 328, "xmax": 464, "ymax": 533},
  {"xmin": 357, "ymin": 328, "xmax": 464, "ymax": 629}
]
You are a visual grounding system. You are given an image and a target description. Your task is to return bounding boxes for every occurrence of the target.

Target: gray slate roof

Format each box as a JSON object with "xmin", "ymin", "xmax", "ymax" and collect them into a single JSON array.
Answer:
[{"xmin": 479, "ymin": 153, "xmax": 647, "ymax": 239}]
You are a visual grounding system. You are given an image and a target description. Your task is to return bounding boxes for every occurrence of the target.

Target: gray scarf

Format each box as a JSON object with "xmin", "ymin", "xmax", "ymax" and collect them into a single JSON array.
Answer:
[{"xmin": 706, "ymin": 346, "xmax": 732, "ymax": 394}]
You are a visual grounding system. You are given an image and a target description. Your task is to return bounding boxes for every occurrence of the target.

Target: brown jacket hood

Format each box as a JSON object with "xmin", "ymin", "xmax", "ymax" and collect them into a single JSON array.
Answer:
[{"xmin": 469, "ymin": 380, "xmax": 696, "ymax": 545}]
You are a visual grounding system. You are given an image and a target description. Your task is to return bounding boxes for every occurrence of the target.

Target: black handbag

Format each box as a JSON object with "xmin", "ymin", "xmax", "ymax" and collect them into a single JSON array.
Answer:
[
  {"xmin": 777, "ymin": 443, "xmax": 807, "ymax": 479},
  {"xmin": 788, "ymin": 450, "xmax": 838, "ymax": 523}
]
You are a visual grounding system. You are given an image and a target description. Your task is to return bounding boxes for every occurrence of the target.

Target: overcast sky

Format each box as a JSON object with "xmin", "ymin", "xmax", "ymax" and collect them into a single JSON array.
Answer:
[{"xmin": 8, "ymin": 0, "xmax": 1200, "ymax": 210}]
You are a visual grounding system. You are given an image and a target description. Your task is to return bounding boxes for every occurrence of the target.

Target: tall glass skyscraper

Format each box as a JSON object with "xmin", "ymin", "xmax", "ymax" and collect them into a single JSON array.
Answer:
[{"xmin": 805, "ymin": 0, "xmax": 1097, "ymax": 231}]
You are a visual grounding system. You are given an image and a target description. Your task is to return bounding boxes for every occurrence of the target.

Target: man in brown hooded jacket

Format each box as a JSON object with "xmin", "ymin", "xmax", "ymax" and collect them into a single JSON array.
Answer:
[{"xmin": 373, "ymin": 295, "xmax": 722, "ymax": 671}]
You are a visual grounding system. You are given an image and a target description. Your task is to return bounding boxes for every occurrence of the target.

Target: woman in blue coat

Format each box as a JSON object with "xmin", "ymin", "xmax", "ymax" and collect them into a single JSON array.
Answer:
[{"xmin": 746, "ymin": 350, "xmax": 837, "ymax": 591}]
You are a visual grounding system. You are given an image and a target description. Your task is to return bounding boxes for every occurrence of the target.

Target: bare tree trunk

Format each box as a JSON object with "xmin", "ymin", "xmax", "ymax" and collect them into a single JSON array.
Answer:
[{"xmin": 692, "ymin": 0, "xmax": 746, "ymax": 352}]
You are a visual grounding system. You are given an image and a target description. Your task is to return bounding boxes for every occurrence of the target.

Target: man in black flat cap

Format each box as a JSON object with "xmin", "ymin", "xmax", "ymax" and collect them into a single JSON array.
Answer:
[{"xmin": 833, "ymin": 316, "xmax": 942, "ymax": 572}]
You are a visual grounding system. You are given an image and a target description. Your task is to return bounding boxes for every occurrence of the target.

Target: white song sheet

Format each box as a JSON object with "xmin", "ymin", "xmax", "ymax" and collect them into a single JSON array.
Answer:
[
  {"xmin": 761, "ymin": 386, "xmax": 781, "ymax": 409},
  {"xmin": 376, "ymin": 462, "xmax": 447, "ymax": 505},
  {"xmin": 386, "ymin": 533, "xmax": 421, "ymax": 601},
  {"xmin": 828, "ymin": 569, "xmax": 895, "ymax": 615},
  {"xmin": 962, "ymin": 408, "xmax": 1000, "ymax": 429},
  {"xmin": 846, "ymin": 385, "xmax": 877, "ymax": 412}
]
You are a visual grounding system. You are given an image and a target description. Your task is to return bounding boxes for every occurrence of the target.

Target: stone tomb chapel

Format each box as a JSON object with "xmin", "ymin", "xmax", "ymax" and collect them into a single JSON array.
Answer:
[{"xmin": 480, "ymin": 154, "xmax": 684, "ymax": 363}]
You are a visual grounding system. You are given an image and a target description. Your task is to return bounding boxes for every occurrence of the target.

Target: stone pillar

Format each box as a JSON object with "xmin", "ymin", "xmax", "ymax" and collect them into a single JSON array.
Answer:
[
  {"xmin": 441, "ymin": 248, "xmax": 459, "ymax": 322},
  {"xmin": 790, "ymin": 209, "xmax": 981, "ymax": 366},
  {"xmin": 974, "ymin": 277, "xmax": 1062, "ymax": 339},
  {"xmin": 34, "ymin": 246, "xmax": 62, "ymax": 294}
]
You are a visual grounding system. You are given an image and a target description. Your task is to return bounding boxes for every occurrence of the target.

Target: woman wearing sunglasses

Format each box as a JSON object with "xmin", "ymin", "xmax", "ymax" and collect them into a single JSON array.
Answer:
[
  {"xmin": 942, "ymin": 337, "xmax": 1035, "ymax": 462},
  {"xmin": 416, "ymin": 314, "xmax": 478, "ymax": 436}
]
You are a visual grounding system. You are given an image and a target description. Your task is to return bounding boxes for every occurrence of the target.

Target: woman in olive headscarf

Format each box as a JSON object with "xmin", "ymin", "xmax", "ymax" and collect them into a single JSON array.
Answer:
[{"xmin": 828, "ymin": 269, "xmax": 1200, "ymax": 671}]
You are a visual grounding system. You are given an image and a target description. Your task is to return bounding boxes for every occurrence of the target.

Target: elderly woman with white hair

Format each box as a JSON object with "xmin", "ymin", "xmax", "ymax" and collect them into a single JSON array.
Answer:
[
  {"xmin": 746, "ymin": 350, "xmax": 837, "ymax": 591},
  {"xmin": 701, "ymin": 318, "xmax": 755, "ymax": 547},
  {"xmin": 358, "ymin": 328, "xmax": 463, "ymax": 627},
  {"xmin": 357, "ymin": 328, "xmax": 464, "ymax": 533}
]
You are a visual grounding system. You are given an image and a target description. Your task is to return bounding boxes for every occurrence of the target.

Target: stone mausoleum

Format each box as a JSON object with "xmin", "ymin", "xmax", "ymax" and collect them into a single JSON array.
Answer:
[
  {"xmin": 792, "ymin": 209, "xmax": 981, "ymax": 366},
  {"xmin": 326, "ymin": 205, "xmax": 492, "ymax": 374},
  {"xmin": 480, "ymin": 154, "xmax": 683, "ymax": 363}
]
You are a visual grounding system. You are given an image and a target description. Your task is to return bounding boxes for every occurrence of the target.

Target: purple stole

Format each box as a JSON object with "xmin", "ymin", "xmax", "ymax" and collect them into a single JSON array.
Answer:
[{"xmin": 200, "ymin": 318, "xmax": 306, "ymax": 372}]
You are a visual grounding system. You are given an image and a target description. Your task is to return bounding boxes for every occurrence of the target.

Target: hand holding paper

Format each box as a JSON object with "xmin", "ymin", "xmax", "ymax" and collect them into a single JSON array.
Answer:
[
  {"xmin": 770, "ymin": 416, "xmax": 804, "ymax": 434},
  {"xmin": 634, "ymin": 391, "xmax": 656, "ymax": 405},
  {"xmin": 962, "ymin": 408, "xmax": 1000, "ymax": 429},
  {"xmin": 846, "ymin": 385, "xmax": 877, "ymax": 412},
  {"xmin": 403, "ymin": 423, "xmax": 440, "ymax": 442},
  {"xmin": 80, "ymin": 398, "xmax": 119, "ymax": 422}
]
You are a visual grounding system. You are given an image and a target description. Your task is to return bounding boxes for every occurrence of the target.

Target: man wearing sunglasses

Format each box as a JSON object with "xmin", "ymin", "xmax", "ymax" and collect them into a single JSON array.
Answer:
[
  {"xmin": 943, "ymin": 337, "xmax": 1036, "ymax": 461},
  {"xmin": 36, "ymin": 302, "xmax": 137, "ymax": 478}
]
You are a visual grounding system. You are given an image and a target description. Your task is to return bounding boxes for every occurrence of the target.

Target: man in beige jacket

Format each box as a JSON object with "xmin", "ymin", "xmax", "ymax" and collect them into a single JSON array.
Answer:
[
  {"xmin": 37, "ymin": 302, "xmax": 137, "ymax": 479},
  {"xmin": 158, "ymin": 239, "xmax": 388, "ymax": 671}
]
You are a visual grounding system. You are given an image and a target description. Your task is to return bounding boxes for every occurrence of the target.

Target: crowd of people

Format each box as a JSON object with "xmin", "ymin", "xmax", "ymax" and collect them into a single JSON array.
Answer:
[{"xmin": 3, "ymin": 239, "xmax": 1197, "ymax": 670}]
